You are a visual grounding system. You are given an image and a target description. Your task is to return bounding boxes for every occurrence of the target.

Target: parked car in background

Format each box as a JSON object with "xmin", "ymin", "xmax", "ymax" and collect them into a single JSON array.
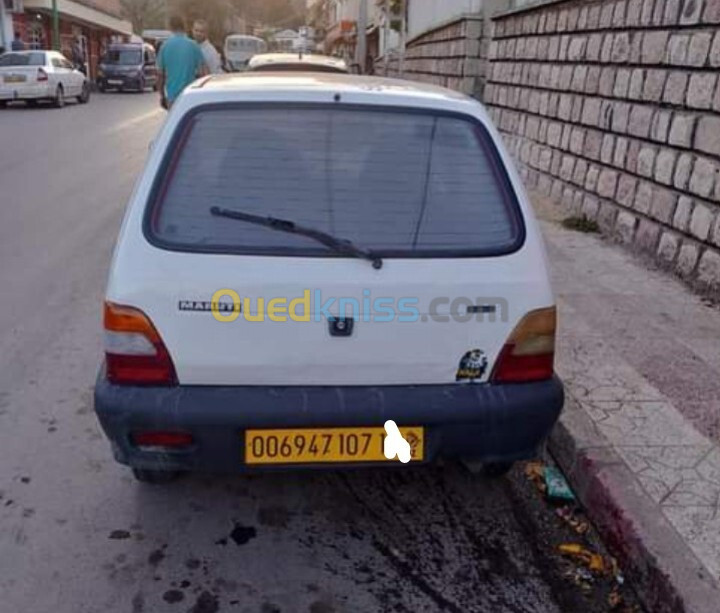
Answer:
[
  {"xmin": 95, "ymin": 73, "xmax": 564, "ymax": 483},
  {"xmin": 97, "ymin": 43, "xmax": 157, "ymax": 93},
  {"xmin": 0, "ymin": 50, "xmax": 90, "ymax": 107},
  {"xmin": 224, "ymin": 34, "xmax": 267, "ymax": 71},
  {"xmin": 247, "ymin": 53, "xmax": 348, "ymax": 74}
]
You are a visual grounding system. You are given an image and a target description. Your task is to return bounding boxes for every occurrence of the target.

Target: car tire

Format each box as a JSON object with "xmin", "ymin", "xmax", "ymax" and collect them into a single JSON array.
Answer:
[
  {"xmin": 138, "ymin": 77, "xmax": 145, "ymax": 93},
  {"xmin": 77, "ymin": 82, "xmax": 90, "ymax": 104},
  {"xmin": 53, "ymin": 85, "xmax": 65, "ymax": 108},
  {"xmin": 0, "ymin": 100, "xmax": 6, "ymax": 108},
  {"xmin": 97, "ymin": 81, "xmax": 106, "ymax": 93},
  {"xmin": 480, "ymin": 462, "xmax": 515, "ymax": 478},
  {"xmin": 131, "ymin": 468, "xmax": 183, "ymax": 484},
  {"xmin": 26, "ymin": 99, "xmax": 38, "ymax": 108}
]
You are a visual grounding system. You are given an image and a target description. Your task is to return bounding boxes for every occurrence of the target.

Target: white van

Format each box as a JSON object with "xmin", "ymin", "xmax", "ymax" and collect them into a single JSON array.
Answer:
[
  {"xmin": 224, "ymin": 34, "xmax": 267, "ymax": 71},
  {"xmin": 95, "ymin": 73, "xmax": 563, "ymax": 483}
]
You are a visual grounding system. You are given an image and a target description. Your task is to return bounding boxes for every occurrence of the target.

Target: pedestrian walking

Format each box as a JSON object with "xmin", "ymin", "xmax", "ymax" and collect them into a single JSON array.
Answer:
[
  {"xmin": 11, "ymin": 32, "xmax": 25, "ymax": 51},
  {"xmin": 157, "ymin": 15, "xmax": 208, "ymax": 110},
  {"xmin": 72, "ymin": 36, "xmax": 86, "ymax": 74},
  {"xmin": 192, "ymin": 19, "xmax": 222, "ymax": 74}
]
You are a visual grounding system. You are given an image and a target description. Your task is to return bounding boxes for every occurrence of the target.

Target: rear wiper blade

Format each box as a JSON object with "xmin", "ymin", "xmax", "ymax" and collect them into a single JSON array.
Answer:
[{"xmin": 210, "ymin": 206, "xmax": 383, "ymax": 270}]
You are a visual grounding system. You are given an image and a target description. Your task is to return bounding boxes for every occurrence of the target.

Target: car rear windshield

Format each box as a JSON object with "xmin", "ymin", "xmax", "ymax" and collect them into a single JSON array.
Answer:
[
  {"xmin": 0, "ymin": 52, "xmax": 45, "ymax": 66},
  {"xmin": 148, "ymin": 106, "xmax": 523, "ymax": 257}
]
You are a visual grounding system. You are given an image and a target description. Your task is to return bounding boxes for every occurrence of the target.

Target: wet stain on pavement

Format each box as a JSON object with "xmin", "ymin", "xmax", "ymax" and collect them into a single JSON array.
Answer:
[
  {"xmin": 185, "ymin": 558, "xmax": 202, "ymax": 570},
  {"xmin": 188, "ymin": 590, "xmax": 219, "ymax": 613},
  {"xmin": 230, "ymin": 523, "xmax": 257, "ymax": 546},
  {"xmin": 163, "ymin": 589, "xmax": 185, "ymax": 604},
  {"xmin": 149, "ymin": 548, "xmax": 166, "ymax": 567}
]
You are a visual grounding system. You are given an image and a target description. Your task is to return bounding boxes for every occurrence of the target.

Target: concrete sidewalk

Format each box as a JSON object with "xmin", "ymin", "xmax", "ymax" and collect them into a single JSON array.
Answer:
[{"xmin": 536, "ymin": 195, "xmax": 720, "ymax": 613}]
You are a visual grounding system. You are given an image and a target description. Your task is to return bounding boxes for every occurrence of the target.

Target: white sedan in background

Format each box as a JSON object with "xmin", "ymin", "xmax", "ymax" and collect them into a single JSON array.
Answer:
[
  {"xmin": 247, "ymin": 53, "xmax": 350, "ymax": 74},
  {"xmin": 0, "ymin": 50, "xmax": 90, "ymax": 108}
]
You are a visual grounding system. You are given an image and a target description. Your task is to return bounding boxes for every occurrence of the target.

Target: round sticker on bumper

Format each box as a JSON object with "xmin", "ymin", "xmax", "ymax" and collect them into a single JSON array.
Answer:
[{"xmin": 456, "ymin": 349, "xmax": 488, "ymax": 382}]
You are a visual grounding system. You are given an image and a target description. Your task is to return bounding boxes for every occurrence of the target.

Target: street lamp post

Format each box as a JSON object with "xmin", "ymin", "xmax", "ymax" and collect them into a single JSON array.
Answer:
[
  {"xmin": 52, "ymin": 0, "xmax": 60, "ymax": 51},
  {"xmin": 383, "ymin": 0, "xmax": 390, "ymax": 75},
  {"xmin": 0, "ymin": 2, "xmax": 7, "ymax": 53},
  {"xmin": 399, "ymin": 0, "xmax": 406, "ymax": 77},
  {"xmin": 355, "ymin": 0, "xmax": 368, "ymax": 74}
]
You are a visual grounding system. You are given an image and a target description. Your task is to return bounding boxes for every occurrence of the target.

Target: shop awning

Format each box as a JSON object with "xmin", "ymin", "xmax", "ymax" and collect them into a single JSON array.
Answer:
[{"xmin": 23, "ymin": 0, "xmax": 133, "ymax": 35}]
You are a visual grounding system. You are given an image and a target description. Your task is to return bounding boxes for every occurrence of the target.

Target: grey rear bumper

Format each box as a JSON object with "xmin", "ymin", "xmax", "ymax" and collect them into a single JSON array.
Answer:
[{"xmin": 94, "ymin": 371, "xmax": 564, "ymax": 473}]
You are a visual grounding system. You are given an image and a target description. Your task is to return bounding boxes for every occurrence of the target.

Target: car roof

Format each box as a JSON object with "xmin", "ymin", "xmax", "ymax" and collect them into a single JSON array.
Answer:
[
  {"xmin": 2, "ymin": 50, "xmax": 50, "ymax": 54},
  {"xmin": 248, "ymin": 53, "xmax": 347, "ymax": 72},
  {"xmin": 0, "ymin": 50, "xmax": 57, "ymax": 62},
  {"xmin": 226, "ymin": 34, "xmax": 264, "ymax": 40},
  {"xmin": 192, "ymin": 73, "xmax": 471, "ymax": 106}
]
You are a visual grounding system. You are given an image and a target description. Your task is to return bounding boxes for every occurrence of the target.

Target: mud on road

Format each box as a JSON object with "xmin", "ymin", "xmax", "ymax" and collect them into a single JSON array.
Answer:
[{"xmin": 26, "ymin": 462, "xmax": 638, "ymax": 613}]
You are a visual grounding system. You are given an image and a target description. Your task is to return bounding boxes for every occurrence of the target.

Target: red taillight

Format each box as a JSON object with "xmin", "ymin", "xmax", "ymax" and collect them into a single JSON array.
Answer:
[
  {"xmin": 104, "ymin": 302, "xmax": 177, "ymax": 386},
  {"xmin": 131, "ymin": 431, "xmax": 193, "ymax": 449},
  {"xmin": 491, "ymin": 307, "xmax": 556, "ymax": 383},
  {"xmin": 37, "ymin": 68, "xmax": 48, "ymax": 82}
]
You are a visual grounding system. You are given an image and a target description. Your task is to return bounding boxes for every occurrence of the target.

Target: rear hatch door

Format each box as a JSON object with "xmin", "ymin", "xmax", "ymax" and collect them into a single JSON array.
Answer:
[{"xmin": 112, "ymin": 103, "xmax": 549, "ymax": 385}]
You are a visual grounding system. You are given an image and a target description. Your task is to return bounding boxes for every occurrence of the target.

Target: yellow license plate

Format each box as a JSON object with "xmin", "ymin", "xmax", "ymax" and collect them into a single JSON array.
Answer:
[
  {"xmin": 245, "ymin": 427, "xmax": 424, "ymax": 465},
  {"xmin": 4, "ymin": 75, "xmax": 25, "ymax": 83}
]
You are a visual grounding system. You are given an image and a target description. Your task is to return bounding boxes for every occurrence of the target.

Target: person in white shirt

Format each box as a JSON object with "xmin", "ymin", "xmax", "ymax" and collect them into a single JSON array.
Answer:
[{"xmin": 192, "ymin": 19, "xmax": 223, "ymax": 74}]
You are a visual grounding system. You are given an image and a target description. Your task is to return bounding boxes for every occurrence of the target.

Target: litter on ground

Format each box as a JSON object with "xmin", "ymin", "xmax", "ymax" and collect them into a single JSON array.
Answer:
[{"xmin": 544, "ymin": 466, "xmax": 576, "ymax": 502}]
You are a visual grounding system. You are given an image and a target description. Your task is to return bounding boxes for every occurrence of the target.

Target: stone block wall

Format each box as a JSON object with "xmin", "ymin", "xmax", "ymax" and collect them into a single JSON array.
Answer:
[
  {"xmin": 484, "ymin": 0, "xmax": 720, "ymax": 293},
  {"xmin": 386, "ymin": 16, "xmax": 488, "ymax": 97}
]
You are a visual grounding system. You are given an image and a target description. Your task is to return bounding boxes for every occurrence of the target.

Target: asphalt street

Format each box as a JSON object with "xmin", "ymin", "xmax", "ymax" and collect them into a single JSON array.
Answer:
[{"xmin": 0, "ymin": 93, "xmax": 638, "ymax": 613}]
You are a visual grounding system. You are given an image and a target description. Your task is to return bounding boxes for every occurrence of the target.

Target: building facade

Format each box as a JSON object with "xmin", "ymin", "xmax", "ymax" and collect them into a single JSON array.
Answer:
[
  {"xmin": 2, "ymin": 0, "xmax": 132, "ymax": 79},
  {"xmin": 407, "ymin": 0, "xmax": 484, "ymax": 40},
  {"xmin": 320, "ymin": 0, "xmax": 360, "ymax": 59},
  {"xmin": 310, "ymin": 0, "xmax": 399, "ymax": 69}
]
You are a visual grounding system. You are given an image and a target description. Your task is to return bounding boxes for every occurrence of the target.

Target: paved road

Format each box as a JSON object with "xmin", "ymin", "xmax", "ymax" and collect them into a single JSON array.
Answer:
[{"xmin": 0, "ymin": 94, "xmax": 635, "ymax": 613}]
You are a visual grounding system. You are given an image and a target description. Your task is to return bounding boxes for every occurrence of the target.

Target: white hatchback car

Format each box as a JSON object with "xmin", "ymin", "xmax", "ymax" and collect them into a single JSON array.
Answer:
[
  {"xmin": 95, "ymin": 73, "xmax": 563, "ymax": 483},
  {"xmin": 0, "ymin": 50, "xmax": 90, "ymax": 107}
]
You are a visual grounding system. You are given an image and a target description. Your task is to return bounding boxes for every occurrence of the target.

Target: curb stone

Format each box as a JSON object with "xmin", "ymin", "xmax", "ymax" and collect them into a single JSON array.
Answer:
[{"xmin": 548, "ymin": 403, "xmax": 720, "ymax": 613}]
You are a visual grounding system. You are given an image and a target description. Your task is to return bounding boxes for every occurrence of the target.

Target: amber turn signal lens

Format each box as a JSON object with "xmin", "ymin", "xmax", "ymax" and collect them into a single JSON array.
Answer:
[
  {"xmin": 104, "ymin": 302, "xmax": 177, "ymax": 386},
  {"xmin": 491, "ymin": 307, "xmax": 556, "ymax": 383}
]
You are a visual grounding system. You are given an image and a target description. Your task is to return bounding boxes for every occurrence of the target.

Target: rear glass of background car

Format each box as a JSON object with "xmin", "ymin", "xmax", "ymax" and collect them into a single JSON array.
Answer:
[
  {"xmin": 251, "ymin": 64, "xmax": 348, "ymax": 73},
  {"xmin": 0, "ymin": 52, "xmax": 45, "ymax": 66},
  {"xmin": 147, "ymin": 106, "xmax": 524, "ymax": 257}
]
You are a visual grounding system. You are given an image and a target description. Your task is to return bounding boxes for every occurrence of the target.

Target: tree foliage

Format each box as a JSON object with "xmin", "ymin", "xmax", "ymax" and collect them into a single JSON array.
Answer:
[
  {"xmin": 168, "ymin": 0, "xmax": 237, "ymax": 43},
  {"xmin": 119, "ymin": 0, "xmax": 166, "ymax": 33},
  {"xmin": 231, "ymin": 0, "xmax": 306, "ymax": 30},
  {"xmin": 121, "ymin": 0, "xmax": 307, "ymax": 41}
]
